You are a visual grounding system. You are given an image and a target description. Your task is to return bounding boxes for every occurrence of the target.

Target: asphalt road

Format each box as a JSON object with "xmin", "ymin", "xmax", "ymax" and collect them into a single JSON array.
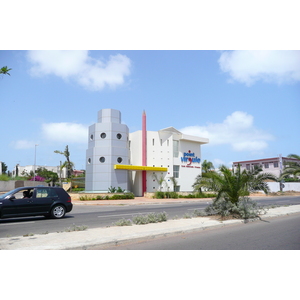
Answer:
[
  {"xmin": 1, "ymin": 196, "xmax": 300, "ymax": 238},
  {"xmin": 99, "ymin": 212, "xmax": 300, "ymax": 250}
]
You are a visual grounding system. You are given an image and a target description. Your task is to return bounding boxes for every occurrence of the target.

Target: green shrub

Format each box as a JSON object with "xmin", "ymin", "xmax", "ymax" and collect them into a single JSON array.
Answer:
[
  {"xmin": 205, "ymin": 197, "xmax": 267, "ymax": 219},
  {"xmin": 0, "ymin": 174, "xmax": 10, "ymax": 181},
  {"xmin": 132, "ymin": 214, "xmax": 149, "ymax": 225},
  {"xmin": 179, "ymin": 192, "xmax": 216, "ymax": 199},
  {"xmin": 154, "ymin": 191, "xmax": 165, "ymax": 199},
  {"xmin": 193, "ymin": 209, "xmax": 207, "ymax": 217},
  {"xmin": 132, "ymin": 212, "xmax": 168, "ymax": 225},
  {"xmin": 113, "ymin": 218, "xmax": 133, "ymax": 226}
]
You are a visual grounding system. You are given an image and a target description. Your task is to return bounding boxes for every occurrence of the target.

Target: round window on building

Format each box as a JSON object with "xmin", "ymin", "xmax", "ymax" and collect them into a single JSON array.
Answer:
[
  {"xmin": 100, "ymin": 133, "xmax": 106, "ymax": 139},
  {"xmin": 117, "ymin": 133, "xmax": 122, "ymax": 139},
  {"xmin": 90, "ymin": 134, "xmax": 94, "ymax": 141},
  {"xmin": 88, "ymin": 158, "xmax": 91, "ymax": 164},
  {"xmin": 117, "ymin": 157, "xmax": 122, "ymax": 163},
  {"xmin": 99, "ymin": 157, "xmax": 105, "ymax": 163}
]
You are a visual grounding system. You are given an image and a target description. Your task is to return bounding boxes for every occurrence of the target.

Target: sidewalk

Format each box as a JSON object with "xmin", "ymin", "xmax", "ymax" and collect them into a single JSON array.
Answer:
[
  {"xmin": 1, "ymin": 204, "xmax": 300, "ymax": 250},
  {"xmin": 71, "ymin": 196, "xmax": 213, "ymax": 206}
]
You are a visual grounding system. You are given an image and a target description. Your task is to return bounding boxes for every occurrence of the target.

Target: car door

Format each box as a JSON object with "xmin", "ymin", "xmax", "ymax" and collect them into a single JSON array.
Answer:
[
  {"xmin": 0, "ymin": 190, "xmax": 34, "ymax": 217},
  {"xmin": 31, "ymin": 187, "xmax": 58, "ymax": 214},
  {"xmin": 0, "ymin": 198, "xmax": 21, "ymax": 217}
]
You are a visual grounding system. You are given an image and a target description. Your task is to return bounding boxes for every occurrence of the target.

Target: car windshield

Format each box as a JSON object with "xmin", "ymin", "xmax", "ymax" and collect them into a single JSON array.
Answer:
[{"xmin": 0, "ymin": 188, "xmax": 33, "ymax": 199}]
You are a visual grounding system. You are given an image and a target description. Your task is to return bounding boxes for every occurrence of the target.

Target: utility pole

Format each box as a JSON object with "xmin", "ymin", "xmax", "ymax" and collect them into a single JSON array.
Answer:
[{"xmin": 33, "ymin": 144, "xmax": 38, "ymax": 182}]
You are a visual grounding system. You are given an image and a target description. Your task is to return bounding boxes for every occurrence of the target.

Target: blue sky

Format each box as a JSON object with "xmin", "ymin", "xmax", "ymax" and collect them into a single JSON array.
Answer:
[{"xmin": 1, "ymin": 50, "xmax": 299, "ymax": 172}]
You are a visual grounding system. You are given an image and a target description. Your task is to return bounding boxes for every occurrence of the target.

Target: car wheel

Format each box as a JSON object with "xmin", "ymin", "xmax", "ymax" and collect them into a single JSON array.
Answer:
[{"xmin": 51, "ymin": 205, "xmax": 66, "ymax": 219}]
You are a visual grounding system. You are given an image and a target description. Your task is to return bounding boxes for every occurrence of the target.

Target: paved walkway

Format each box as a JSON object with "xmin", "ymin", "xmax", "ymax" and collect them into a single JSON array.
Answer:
[
  {"xmin": 1, "ymin": 201, "xmax": 300, "ymax": 250},
  {"xmin": 71, "ymin": 196, "xmax": 213, "ymax": 206}
]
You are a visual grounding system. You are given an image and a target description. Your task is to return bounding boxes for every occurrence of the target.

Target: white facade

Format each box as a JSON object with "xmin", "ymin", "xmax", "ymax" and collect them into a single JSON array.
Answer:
[
  {"xmin": 85, "ymin": 109, "xmax": 209, "ymax": 196},
  {"xmin": 11, "ymin": 165, "xmax": 66, "ymax": 178},
  {"xmin": 85, "ymin": 109, "xmax": 129, "ymax": 192},
  {"xmin": 233, "ymin": 156, "xmax": 300, "ymax": 178},
  {"xmin": 129, "ymin": 127, "xmax": 209, "ymax": 196}
]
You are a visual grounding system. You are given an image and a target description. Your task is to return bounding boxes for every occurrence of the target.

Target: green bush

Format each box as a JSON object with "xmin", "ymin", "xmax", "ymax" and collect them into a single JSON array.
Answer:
[
  {"xmin": 0, "ymin": 174, "xmax": 10, "ymax": 181},
  {"xmin": 204, "ymin": 197, "xmax": 267, "ymax": 219},
  {"xmin": 179, "ymin": 192, "xmax": 216, "ymax": 199},
  {"xmin": 193, "ymin": 209, "xmax": 207, "ymax": 217},
  {"xmin": 132, "ymin": 212, "xmax": 168, "ymax": 225},
  {"xmin": 113, "ymin": 218, "xmax": 133, "ymax": 226},
  {"xmin": 154, "ymin": 191, "xmax": 165, "ymax": 199},
  {"xmin": 79, "ymin": 193, "xmax": 135, "ymax": 201}
]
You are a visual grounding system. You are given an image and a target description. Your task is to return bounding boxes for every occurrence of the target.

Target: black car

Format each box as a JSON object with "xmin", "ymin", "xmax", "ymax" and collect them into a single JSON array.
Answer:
[{"xmin": 0, "ymin": 186, "xmax": 73, "ymax": 219}]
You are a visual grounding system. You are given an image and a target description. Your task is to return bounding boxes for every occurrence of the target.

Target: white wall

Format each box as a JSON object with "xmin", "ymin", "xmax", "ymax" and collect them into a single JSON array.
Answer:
[{"xmin": 266, "ymin": 182, "xmax": 300, "ymax": 192}]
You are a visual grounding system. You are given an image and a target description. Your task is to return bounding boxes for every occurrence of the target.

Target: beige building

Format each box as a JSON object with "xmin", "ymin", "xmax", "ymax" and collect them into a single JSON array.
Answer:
[{"xmin": 232, "ymin": 156, "xmax": 300, "ymax": 178}]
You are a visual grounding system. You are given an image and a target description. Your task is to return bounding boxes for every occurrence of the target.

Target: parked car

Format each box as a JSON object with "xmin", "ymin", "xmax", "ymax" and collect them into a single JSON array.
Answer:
[{"xmin": 0, "ymin": 186, "xmax": 73, "ymax": 219}]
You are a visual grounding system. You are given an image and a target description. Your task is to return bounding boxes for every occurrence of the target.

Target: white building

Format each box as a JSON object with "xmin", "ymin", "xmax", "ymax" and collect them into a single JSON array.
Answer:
[
  {"xmin": 232, "ymin": 156, "xmax": 300, "ymax": 178},
  {"xmin": 85, "ymin": 109, "xmax": 209, "ymax": 196},
  {"xmin": 129, "ymin": 127, "xmax": 208, "ymax": 196},
  {"xmin": 12, "ymin": 165, "xmax": 67, "ymax": 178}
]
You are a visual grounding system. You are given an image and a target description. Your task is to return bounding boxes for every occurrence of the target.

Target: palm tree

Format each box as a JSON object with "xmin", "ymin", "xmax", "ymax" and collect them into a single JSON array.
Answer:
[
  {"xmin": 152, "ymin": 173, "xmax": 165, "ymax": 191},
  {"xmin": 169, "ymin": 176, "xmax": 178, "ymax": 192},
  {"xmin": 197, "ymin": 164, "xmax": 278, "ymax": 205},
  {"xmin": 280, "ymin": 154, "xmax": 300, "ymax": 180},
  {"xmin": 0, "ymin": 66, "xmax": 12, "ymax": 76},
  {"xmin": 192, "ymin": 160, "xmax": 215, "ymax": 193},
  {"xmin": 54, "ymin": 145, "xmax": 75, "ymax": 179},
  {"xmin": 202, "ymin": 160, "xmax": 214, "ymax": 173}
]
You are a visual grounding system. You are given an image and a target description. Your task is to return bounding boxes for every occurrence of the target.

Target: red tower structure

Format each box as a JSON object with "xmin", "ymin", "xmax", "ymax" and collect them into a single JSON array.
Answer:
[{"xmin": 142, "ymin": 110, "xmax": 147, "ymax": 195}]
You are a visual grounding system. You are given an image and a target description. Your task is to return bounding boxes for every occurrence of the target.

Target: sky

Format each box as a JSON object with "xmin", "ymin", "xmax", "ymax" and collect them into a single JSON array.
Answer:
[{"xmin": 1, "ymin": 50, "xmax": 299, "ymax": 172}]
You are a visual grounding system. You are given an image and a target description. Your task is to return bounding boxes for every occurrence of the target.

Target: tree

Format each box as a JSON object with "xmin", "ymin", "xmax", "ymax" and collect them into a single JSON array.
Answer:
[
  {"xmin": 198, "ymin": 164, "xmax": 277, "ymax": 204},
  {"xmin": 1, "ymin": 162, "xmax": 8, "ymax": 174},
  {"xmin": 192, "ymin": 160, "xmax": 215, "ymax": 193},
  {"xmin": 169, "ymin": 176, "xmax": 178, "ymax": 192},
  {"xmin": 196, "ymin": 164, "xmax": 278, "ymax": 218},
  {"xmin": 36, "ymin": 167, "xmax": 59, "ymax": 186},
  {"xmin": 280, "ymin": 154, "xmax": 300, "ymax": 181},
  {"xmin": 0, "ymin": 66, "xmax": 12, "ymax": 76},
  {"xmin": 152, "ymin": 173, "xmax": 165, "ymax": 191},
  {"xmin": 202, "ymin": 160, "xmax": 214, "ymax": 173},
  {"xmin": 54, "ymin": 145, "xmax": 75, "ymax": 179}
]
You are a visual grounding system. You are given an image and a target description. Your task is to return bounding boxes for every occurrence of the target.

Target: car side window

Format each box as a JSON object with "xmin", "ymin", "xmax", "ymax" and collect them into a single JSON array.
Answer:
[{"xmin": 36, "ymin": 188, "xmax": 58, "ymax": 198}]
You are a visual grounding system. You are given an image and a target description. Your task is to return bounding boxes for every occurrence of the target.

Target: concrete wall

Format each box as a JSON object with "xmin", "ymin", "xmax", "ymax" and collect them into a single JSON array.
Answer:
[
  {"xmin": 0, "ymin": 181, "xmax": 47, "ymax": 192},
  {"xmin": 267, "ymin": 182, "xmax": 300, "ymax": 192}
]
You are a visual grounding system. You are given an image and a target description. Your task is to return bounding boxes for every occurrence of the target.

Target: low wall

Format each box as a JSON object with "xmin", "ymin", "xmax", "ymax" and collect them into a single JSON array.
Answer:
[
  {"xmin": 0, "ymin": 181, "xmax": 47, "ymax": 192},
  {"xmin": 267, "ymin": 182, "xmax": 300, "ymax": 192}
]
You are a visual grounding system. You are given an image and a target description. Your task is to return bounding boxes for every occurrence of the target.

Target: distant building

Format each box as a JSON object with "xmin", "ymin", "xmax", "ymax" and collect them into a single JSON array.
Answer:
[
  {"xmin": 232, "ymin": 156, "xmax": 300, "ymax": 178},
  {"xmin": 12, "ymin": 165, "xmax": 67, "ymax": 178}
]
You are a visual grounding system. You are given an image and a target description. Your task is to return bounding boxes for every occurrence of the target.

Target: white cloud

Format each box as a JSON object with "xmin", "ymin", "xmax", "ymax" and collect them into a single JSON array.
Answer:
[
  {"xmin": 180, "ymin": 111, "xmax": 274, "ymax": 152},
  {"xmin": 11, "ymin": 140, "xmax": 36, "ymax": 149},
  {"xmin": 41, "ymin": 123, "xmax": 88, "ymax": 143},
  {"xmin": 218, "ymin": 50, "xmax": 300, "ymax": 86},
  {"xmin": 27, "ymin": 51, "xmax": 132, "ymax": 90}
]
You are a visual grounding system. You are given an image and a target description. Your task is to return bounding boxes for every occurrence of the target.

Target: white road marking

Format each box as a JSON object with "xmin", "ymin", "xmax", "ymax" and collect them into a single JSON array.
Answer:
[
  {"xmin": 0, "ymin": 221, "xmax": 36, "ymax": 226},
  {"xmin": 98, "ymin": 212, "xmax": 155, "ymax": 218}
]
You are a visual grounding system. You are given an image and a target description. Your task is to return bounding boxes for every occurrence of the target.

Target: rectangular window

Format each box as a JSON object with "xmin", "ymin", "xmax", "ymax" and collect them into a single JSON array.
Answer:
[
  {"xmin": 264, "ymin": 163, "xmax": 269, "ymax": 168},
  {"xmin": 173, "ymin": 165, "xmax": 179, "ymax": 178},
  {"xmin": 246, "ymin": 164, "xmax": 250, "ymax": 170},
  {"xmin": 173, "ymin": 140, "xmax": 179, "ymax": 157},
  {"xmin": 152, "ymin": 139, "xmax": 155, "ymax": 146},
  {"xmin": 167, "ymin": 139, "xmax": 169, "ymax": 146},
  {"xmin": 160, "ymin": 139, "xmax": 162, "ymax": 146},
  {"xmin": 274, "ymin": 162, "xmax": 279, "ymax": 168}
]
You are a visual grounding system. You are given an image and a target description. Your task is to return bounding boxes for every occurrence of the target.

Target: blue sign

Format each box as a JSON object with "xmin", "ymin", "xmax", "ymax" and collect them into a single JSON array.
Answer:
[{"xmin": 181, "ymin": 151, "xmax": 201, "ymax": 165}]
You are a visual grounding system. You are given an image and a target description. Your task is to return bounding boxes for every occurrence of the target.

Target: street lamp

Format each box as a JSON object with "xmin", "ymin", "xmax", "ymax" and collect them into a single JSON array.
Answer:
[{"xmin": 33, "ymin": 144, "xmax": 38, "ymax": 182}]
